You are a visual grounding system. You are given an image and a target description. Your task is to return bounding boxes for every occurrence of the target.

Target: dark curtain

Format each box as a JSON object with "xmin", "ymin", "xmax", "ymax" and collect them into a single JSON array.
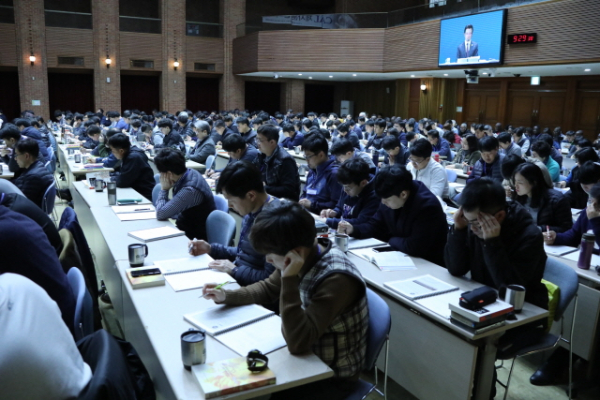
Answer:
[
  {"xmin": 48, "ymin": 73, "xmax": 94, "ymax": 115},
  {"xmin": 305, "ymin": 84, "xmax": 334, "ymax": 115},
  {"xmin": 245, "ymin": 81, "xmax": 281, "ymax": 114},
  {"xmin": 186, "ymin": 77, "xmax": 219, "ymax": 113},
  {"xmin": 120, "ymin": 75, "xmax": 160, "ymax": 114},
  {"xmin": 0, "ymin": 70, "xmax": 20, "ymax": 120}
]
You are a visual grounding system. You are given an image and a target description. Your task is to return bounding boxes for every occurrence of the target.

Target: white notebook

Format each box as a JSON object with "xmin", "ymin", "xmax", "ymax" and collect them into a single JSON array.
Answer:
[
  {"xmin": 154, "ymin": 255, "xmax": 229, "ymax": 292},
  {"xmin": 544, "ymin": 244, "xmax": 577, "ymax": 256},
  {"xmin": 112, "ymin": 204, "xmax": 156, "ymax": 214},
  {"xmin": 127, "ymin": 226, "xmax": 184, "ymax": 242},
  {"xmin": 350, "ymin": 248, "xmax": 416, "ymax": 271},
  {"xmin": 117, "ymin": 211, "xmax": 157, "ymax": 221},
  {"xmin": 384, "ymin": 274, "xmax": 459, "ymax": 300},
  {"xmin": 184, "ymin": 304, "xmax": 287, "ymax": 356},
  {"xmin": 347, "ymin": 238, "xmax": 387, "ymax": 250}
]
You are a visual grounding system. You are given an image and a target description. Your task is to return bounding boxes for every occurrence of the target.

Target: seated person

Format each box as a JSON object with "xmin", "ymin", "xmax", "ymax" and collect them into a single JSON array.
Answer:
[
  {"xmin": 406, "ymin": 138, "xmax": 450, "ymax": 199},
  {"xmin": 299, "ymin": 133, "xmax": 343, "ymax": 214},
  {"xmin": 365, "ymin": 119, "xmax": 386, "ymax": 152},
  {"xmin": 453, "ymin": 134, "xmax": 481, "ymax": 165},
  {"xmin": 0, "ymin": 123, "xmax": 45, "ymax": 173},
  {"xmin": 512, "ymin": 127, "xmax": 530, "ymax": 156},
  {"xmin": 206, "ymin": 134, "xmax": 259, "ymax": 179},
  {"xmin": 381, "ymin": 135, "xmax": 409, "ymax": 167},
  {"xmin": 531, "ymin": 140, "xmax": 560, "ymax": 183},
  {"xmin": 14, "ymin": 118, "xmax": 50, "ymax": 163},
  {"xmin": 538, "ymin": 133, "xmax": 563, "ymax": 169},
  {"xmin": 512, "ymin": 162, "xmax": 572, "ymax": 232},
  {"xmin": 11, "ymin": 138, "xmax": 54, "ymax": 209},
  {"xmin": 236, "ymin": 117, "xmax": 257, "ymax": 146},
  {"xmin": 203, "ymin": 201, "xmax": 368, "ymax": 400},
  {"xmin": 129, "ymin": 118, "xmax": 143, "ymax": 142},
  {"xmin": 279, "ymin": 123, "xmax": 304, "ymax": 150},
  {"xmin": 92, "ymin": 127, "xmax": 120, "ymax": 168},
  {"xmin": 81, "ymin": 125, "xmax": 101, "ymax": 150},
  {"xmin": 154, "ymin": 148, "xmax": 216, "ymax": 240},
  {"xmin": 427, "ymin": 129, "xmax": 451, "ymax": 160},
  {"xmin": 0, "ymin": 205, "xmax": 76, "ymax": 334},
  {"xmin": 320, "ymin": 157, "xmax": 379, "ymax": 230},
  {"xmin": 107, "ymin": 133, "xmax": 155, "ymax": 201},
  {"xmin": 253, "ymin": 125, "xmax": 300, "ymax": 201},
  {"xmin": 189, "ymin": 161, "xmax": 277, "ymax": 287},
  {"xmin": 560, "ymin": 147, "xmax": 598, "ymax": 209},
  {"xmin": 140, "ymin": 122, "xmax": 162, "ymax": 149},
  {"xmin": 564, "ymin": 130, "xmax": 577, "ymax": 158},
  {"xmin": 188, "ymin": 120, "xmax": 215, "ymax": 165},
  {"xmin": 466, "ymin": 136, "xmax": 505, "ymax": 184},
  {"xmin": 0, "ymin": 273, "xmax": 92, "ymax": 400},
  {"xmin": 498, "ymin": 132, "xmax": 522, "ymax": 158},
  {"xmin": 545, "ymin": 162, "xmax": 600, "ymax": 249},
  {"xmin": 446, "ymin": 178, "xmax": 548, "ymax": 310},
  {"xmin": 155, "ymin": 118, "xmax": 184, "ymax": 152},
  {"xmin": 212, "ymin": 119, "xmax": 235, "ymax": 145},
  {"xmin": 330, "ymin": 138, "xmax": 376, "ymax": 174},
  {"xmin": 336, "ymin": 122, "xmax": 360, "ymax": 149},
  {"xmin": 338, "ymin": 165, "xmax": 448, "ymax": 266},
  {"xmin": 1, "ymin": 192, "xmax": 63, "ymax": 255}
]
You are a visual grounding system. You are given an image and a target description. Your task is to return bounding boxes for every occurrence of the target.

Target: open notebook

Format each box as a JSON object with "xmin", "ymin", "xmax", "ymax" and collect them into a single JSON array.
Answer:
[
  {"xmin": 154, "ymin": 256, "xmax": 230, "ymax": 292},
  {"xmin": 350, "ymin": 248, "xmax": 416, "ymax": 271},
  {"xmin": 184, "ymin": 304, "xmax": 287, "ymax": 356},
  {"xmin": 127, "ymin": 226, "xmax": 185, "ymax": 242},
  {"xmin": 384, "ymin": 274, "xmax": 459, "ymax": 300}
]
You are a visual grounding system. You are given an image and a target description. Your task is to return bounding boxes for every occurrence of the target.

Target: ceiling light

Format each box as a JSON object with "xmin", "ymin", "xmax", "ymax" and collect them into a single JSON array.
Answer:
[
  {"xmin": 443, "ymin": 74, "xmax": 448, "ymax": 76},
  {"xmin": 410, "ymin": 75, "xmax": 415, "ymax": 78},
  {"xmin": 585, "ymin": 68, "xmax": 591, "ymax": 72},
  {"xmin": 308, "ymin": 77, "xmax": 312, "ymax": 79},
  {"xmin": 482, "ymin": 72, "xmax": 488, "ymax": 75},
  {"xmin": 329, "ymin": 75, "xmax": 333, "ymax": 78},
  {"xmin": 29, "ymin": 54, "xmax": 36, "ymax": 66},
  {"xmin": 352, "ymin": 74, "xmax": 357, "ymax": 77},
  {"xmin": 298, "ymin": 73, "xmax": 302, "ymax": 76}
]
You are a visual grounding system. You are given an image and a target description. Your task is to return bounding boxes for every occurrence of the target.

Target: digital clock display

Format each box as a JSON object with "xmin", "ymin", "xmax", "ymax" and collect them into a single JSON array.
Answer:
[{"xmin": 508, "ymin": 33, "xmax": 537, "ymax": 44}]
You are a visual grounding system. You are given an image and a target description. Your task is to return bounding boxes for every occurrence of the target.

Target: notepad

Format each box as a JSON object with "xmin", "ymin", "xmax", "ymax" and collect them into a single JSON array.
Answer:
[
  {"xmin": 347, "ymin": 238, "xmax": 387, "ymax": 250},
  {"xmin": 127, "ymin": 226, "xmax": 184, "ymax": 242},
  {"xmin": 384, "ymin": 274, "xmax": 459, "ymax": 300},
  {"xmin": 112, "ymin": 204, "xmax": 156, "ymax": 214},
  {"xmin": 152, "ymin": 255, "xmax": 230, "ymax": 291},
  {"xmin": 350, "ymin": 248, "xmax": 416, "ymax": 271},
  {"xmin": 184, "ymin": 304, "xmax": 287, "ymax": 356},
  {"xmin": 117, "ymin": 211, "xmax": 157, "ymax": 221},
  {"xmin": 544, "ymin": 244, "xmax": 578, "ymax": 256}
]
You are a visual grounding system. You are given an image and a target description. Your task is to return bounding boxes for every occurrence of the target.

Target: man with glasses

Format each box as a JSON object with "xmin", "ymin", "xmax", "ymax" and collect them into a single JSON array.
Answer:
[
  {"xmin": 299, "ymin": 133, "xmax": 342, "ymax": 214},
  {"xmin": 11, "ymin": 138, "xmax": 53, "ymax": 209},
  {"xmin": 405, "ymin": 138, "xmax": 450, "ymax": 199},
  {"xmin": 330, "ymin": 138, "xmax": 376, "ymax": 174},
  {"xmin": 205, "ymin": 134, "xmax": 258, "ymax": 180},
  {"xmin": 466, "ymin": 136, "xmax": 505, "ymax": 184},
  {"xmin": 338, "ymin": 164, "xmax": 448, "ymax": 266},
  {"xmin": 107, "ymin": 133, "xmax": 155, "ymax": 201},
  {"xmin": 381, "ymin": 135, "xmax": 409, "ymax": 168},
  {"xmin": 253, "ymin": 125, "xmax": 300, "ymax": 201}
]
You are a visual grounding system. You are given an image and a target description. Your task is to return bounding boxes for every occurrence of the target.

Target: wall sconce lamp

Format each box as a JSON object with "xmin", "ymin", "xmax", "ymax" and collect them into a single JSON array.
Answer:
[
  {"xmin": 420, "ymin": 83, "xmax": 427, "ymax": 93},
  {"xmin": 174, "ymin": 58, "xmax": 179, "ymax": 71},
  {"xmin": 29, "ymin": 53, "xmax": 36, "ymax": 66},
  {"xmin": 105, "ymin": 56, "xmax": 112, "ymax": 68}
]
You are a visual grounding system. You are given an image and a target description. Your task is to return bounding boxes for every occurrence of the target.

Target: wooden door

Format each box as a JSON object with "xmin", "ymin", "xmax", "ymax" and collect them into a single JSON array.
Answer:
[
  {"xmin": 464, "ymin": 93, "xmax": 482, "ymax": 124},
  {"xmin": 537, "ymin": 93, "xmax": 566, "ymax": 129},
  {"xmin": 575, "ymin": 93, "xmax": 600, "ymax": 138},
  {"xmin": 482, "ymin": 94, "xmax": 500, "ymax": 126},
  {"xmin": 507, "ymin": 93, "xmax": 536, "ymax": 127}
]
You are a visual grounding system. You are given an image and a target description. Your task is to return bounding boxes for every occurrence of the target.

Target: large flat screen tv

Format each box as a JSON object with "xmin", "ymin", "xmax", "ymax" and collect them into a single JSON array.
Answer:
[{"xmin": 438, "ymin": 10, "xmax": 506, "ymax": 67}]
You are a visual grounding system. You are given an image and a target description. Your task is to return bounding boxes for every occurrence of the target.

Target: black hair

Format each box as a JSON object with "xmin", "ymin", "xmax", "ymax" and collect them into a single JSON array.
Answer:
[
  {"xmin": 590, "ymin": 183, "xmax": 600, "ymax": 203},
  {"xmin": 463, "ymin": 134, "xmax": 478, "ymax": 151},
  {"xmin": 538, "ymin": 133, "xmax": 554, "ymax": 148},
  {"xmin": 141, "ymin": 123, "xmax": 153, "ymax": 133},
  {"xmin": 513, "ymin": 162, "xmax": 551, "ymax": 207},
  {"xmin": 249, "ymin": 200, "xmax": 316, "ymax": 256},
  {"xmin": 329, "ymin": 138, "xmax": 355, "ymax": 156},
  {"xmin": 579, "ymin": 161, "xmax": 600, "ymax": 185},
  {"xmin": 459, "ymin": 178, "xmax": 506, "ymax": 214},
  {"xmin": 222, "ymin": 133, "xmax": 247, "ymax": 152},
  {"xmin": 14, "ymin": 118, "xmax": 31, "ymax": 128},
  {"xmin": 157, "ymin": 119, "xmax": 173, "ymax": 131},
  {"xmin": 106, "ymin": 111, "xmax": 120, "ymax": 119},
  {"xmin": 105, "ymin": 127, "xmax": 120, "ymax": 138},
  {"xmin": 374, "ymin": 118, "xmax": 386, "ymax": 129},
  {"xmin": 337, "ymin": 157, "xmax": 371, "ymax": 185},
  {"xmin": 177, "ymin": 113, "xmax": 188, "ymax": 124},
  {"xmin": 302, "ymin": 119, "xmax": 313, "ymax": 129},
  {"xmin": 365, "ymin": 119, "xmax": 374, "ymax": 127},
  {"xmin": 301, "ymin": 133, "xmax": 328, "ymax": 156},
  {"xmin": 478, "ymin": 136, "xmax": 499, "ymax": 152},
  {"xmin": 337, "ymin": 122, "xmax": 350, "ymax": 133},
  {"xmin": 154, "ymin": 147, "xmax": 187, "ymax": 175},
  {"xmin": 574, "ymin": 147, "xmax": 599, "ymax": 165},
  {"xmin": 53, "ymin": 110, "xmax": 63, "ymax": 118},
  {"xmin": 107, "ymin": 133, "xmax": 131, "ymax": 151},
  {"xmin": 497, "ymin": 132, "xmax": 512, "ymax": 144},
  {"xmin": 427, "ymin": 130, "xmax": 440, "ymax": 139},
  {"xmin": 381, "ymin": 135, "xmax": 400, "ymax": 151},
  {"xmin": 374, "ymin": 165, "xmax": 413, "ymax": 198},
  {"xmin": 531, "ymin": 141, "xmax": 551, "ymax": 159},
  {"xmin": 409, "ymin": 138, "xmax": 433, "ymax": 158},
  {"xmin": 281, "ymin": 123, "xmax": 294, "ymax": 133},
  {"xmin": 0, "ymin": 124, "xmax": 21, "ymax": 141},
  {"xmin": 216, "ymin": 160, "xmax": 265, "ymax": 197},
  {"xmin": 501, "ymin": 154, "xmax": 525, "ymax": 180},
  {"xmin": 236, "ymin": 117, "xmax": 249, "ymax": 126},
  {"xmin": 14, "ymin": 137, "xmax": 39, "ymax": 157},
  {"xmin": 87, "ymin": 125, "xmax": 101, "ymax": 136},
  {"xmin": 257, "ymin": 124, "xmax": 279, "ymax": 142},
  {"xmin": 406, "ymin": 132, "xmax": 417, "ymax": 142},
  {"xmin": 577, "ymin": 138, "xmax": 592, "ymax": 148},
  {"xmin": 130, "ymin": 119, "xmax": 142, "ymax": 129}
]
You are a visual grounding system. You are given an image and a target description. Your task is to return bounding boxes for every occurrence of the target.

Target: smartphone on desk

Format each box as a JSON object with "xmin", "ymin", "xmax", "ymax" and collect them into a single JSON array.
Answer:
[
  {"xmin": 372, "ymin": 245, "xmax": 394, "ymax": 253},
  {"xmin": 131, "ymin": 268, "xmax": 161, "ymax": 278}
]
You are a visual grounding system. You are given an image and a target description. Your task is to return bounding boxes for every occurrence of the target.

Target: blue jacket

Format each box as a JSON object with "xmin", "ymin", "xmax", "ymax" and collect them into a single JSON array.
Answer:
[
  {"xmin": 351, "ymin": 180, "xmax": 448, "ymax": 266},
  {"xmin": 466, "ymin": 153, "xmax": 505, "ymax": 184},
  {"xmin": 22, "ymin": 126, "xmax": 50, "ymax": 162},
  {"xmin": 325, "ymin": 178, "xmax": 380, "ymax": 229},
  {"xmin": 555, "ymin": 210, "xmax": 600, "ymax": 252},
  {"xmin": 301, "ymin": 159, "xmax": 343, "ymax": 214},
  {"xmin": 280, "ymin": 131, "xmax": 304, "ymax": 150},
  {"xmin": 431, "ymin": 138, "xmax": 451, "ymax": 160},
  {"xmin": 115, "ymin": 117, "xmax": 129, "ymax": 131},
  {"xmin": 210, "ymin": 197, "xmax": 280, "ymax": 286}
]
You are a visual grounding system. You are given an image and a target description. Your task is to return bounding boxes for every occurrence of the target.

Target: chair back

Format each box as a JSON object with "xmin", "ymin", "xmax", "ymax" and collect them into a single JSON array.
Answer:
[
  {"xmin": 445, "ymin": 168, "xmax": 458, "ymax": 183},
  {"xmin": 151, "ymin": 183, "xmax": 161, "ymax": 206},
  {"xmin": 213, "ymin": 194, "xmax": 229, "ymax": 212},
  {"xmin": 46, "ymin": 146, "xmax": 56, "ymax": 173},
  {"xmin": 543, "ymin": 258, "xmax": 579, "ymax": 321},
  {"xmin": 450, "ymin": 150, "xmax": 456, "ymax": 162},
  {"xmin": 67, "ymin": 266, "xmax": 94, "ymax": 341},
  {"xmin": 153, "ymin": 173, "xmax": 160, "ymax": 185},
  {"xmin": 205, "ymin": 155, "xmax": 215, "ymax": 171},
  {"xmin": 42, "ymin": 181, "xmax": 56, "ymax": 215},
  {"xmin": 206, "ymin": 210, "xmax": 236, "ymax": 246},
  {"xmin": 364, "ymin": 288, "xmax": 392, "ymax": 371}
]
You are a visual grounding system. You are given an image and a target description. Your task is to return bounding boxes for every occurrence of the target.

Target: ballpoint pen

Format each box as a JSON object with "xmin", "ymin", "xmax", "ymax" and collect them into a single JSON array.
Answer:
[{"xmin": 200, "ymin": 281, "xmax": 232, "ymax": 298}]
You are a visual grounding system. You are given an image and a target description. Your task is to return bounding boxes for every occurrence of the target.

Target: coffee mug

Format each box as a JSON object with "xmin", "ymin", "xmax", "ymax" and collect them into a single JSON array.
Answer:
[
  {"xmin": 335, "ymin": 233, "xmax": 349, "ymax": 253},
  {"xmin": 294, "ymin": 146, "xmax": 300, "ymax": 154},
  {"xmin": 505, "ymin": 284, "xmax": 526, "ymax": 313},
  {"xmin": 94, "ymin": 179, "xmax": 106, "ymax": 192},
  {"xmin": 181, "ymin": 329, "xmax": 206, "ymax": 370},
  {"xmin": 128, "ymin": 243, "xmax": 148, "ymax": 267}
]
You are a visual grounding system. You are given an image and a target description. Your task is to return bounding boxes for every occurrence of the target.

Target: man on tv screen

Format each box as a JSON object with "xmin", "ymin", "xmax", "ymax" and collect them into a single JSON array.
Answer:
[{"xmin": 457, "ymin": 24, "xmax": 479, "ymax": 59}]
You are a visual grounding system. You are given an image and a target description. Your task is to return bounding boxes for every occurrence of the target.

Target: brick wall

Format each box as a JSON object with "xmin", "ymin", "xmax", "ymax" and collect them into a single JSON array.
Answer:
[
  {"xmin": 92, "ymin": 0, "xmax": 121, "ymax": 113},
  {"xmin": 161, "ymin": 0, "xmax": 186, "ymax": 113},
  {"xmin": 220, "ymin": 0, "xmax": 245, "ymax": 111}
]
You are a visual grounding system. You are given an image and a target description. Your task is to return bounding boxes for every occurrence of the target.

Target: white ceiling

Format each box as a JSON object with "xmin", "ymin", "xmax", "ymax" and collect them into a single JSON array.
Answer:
[{"xmin": 240, "ymin": 62, "xmax": 600, "ymax": 82}]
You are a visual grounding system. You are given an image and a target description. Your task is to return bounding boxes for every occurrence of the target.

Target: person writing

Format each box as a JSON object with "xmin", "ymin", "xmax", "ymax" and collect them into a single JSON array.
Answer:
[
  {"xmin": 11, "ymin": 138, "xmax": 54, "ymax": 209},
  {"xmin": 188, "ymin": 120, "xmax": 215, "ymax": 165},
  {"xmin": 203, "ymin": 201, "xmax": 368, "ymax": 400},
  {"xmin": 453, "ymin": 134, "xmax": 481, "ymax": 166},
  {"xmin": 406, "ymin": 138, "xmax": 450, "ymax": 199},
  {"xmin": 107, "ymin": 133, "xmax": 155, "ymax": 201},
  {"xmin": 205, "ymin": 134, "xmax": 258, "ymax": 179}
]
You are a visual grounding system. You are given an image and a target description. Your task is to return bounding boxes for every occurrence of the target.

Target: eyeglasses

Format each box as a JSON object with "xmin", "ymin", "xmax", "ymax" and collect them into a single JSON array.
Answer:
[
  {"xmin": 408, "ymin": 157, "xmax": 427, "ymax": 165},
  {"xmin": 304, "ymin": 153, "xmax": 317, "ymax": 160}
]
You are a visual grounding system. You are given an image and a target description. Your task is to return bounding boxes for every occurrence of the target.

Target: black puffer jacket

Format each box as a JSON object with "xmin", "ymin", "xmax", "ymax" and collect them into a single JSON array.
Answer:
[
  {"xmin": 12, "ymin": 160, "xmax": 54, "ymax": 209},
  {"xmin": 515, "ymin": 188, "xmax": 573, "ymax": 233},
  {"xmin": 252, "ymin": 146, "xmax": 300, "ymax": 201}
]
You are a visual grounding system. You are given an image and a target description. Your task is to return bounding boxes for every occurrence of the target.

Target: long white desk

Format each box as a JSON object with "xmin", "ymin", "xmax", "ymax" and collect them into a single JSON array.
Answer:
[
  {"xmin": 57, "ymin": 145, "xmax": 113, "ymax": 188},
  {"xmin": 71, "ymin": 182, "xmax": 333, "ymax": 399}
]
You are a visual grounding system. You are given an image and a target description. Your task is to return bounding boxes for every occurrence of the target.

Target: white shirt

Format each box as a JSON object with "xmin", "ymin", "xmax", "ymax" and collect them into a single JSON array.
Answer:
[
  {"xmin": 0, "ymin": 273, "xmax": 92, "ymax": 400},
  {"xmin": 407, "ymin": 158, "xmax": 450, "ymax": 198}
]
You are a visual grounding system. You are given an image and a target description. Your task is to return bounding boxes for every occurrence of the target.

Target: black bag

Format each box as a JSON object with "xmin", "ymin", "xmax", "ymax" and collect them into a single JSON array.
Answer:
[{"xmin": 459, "ymin": 286, "xmax": 497, "ymax": 310}]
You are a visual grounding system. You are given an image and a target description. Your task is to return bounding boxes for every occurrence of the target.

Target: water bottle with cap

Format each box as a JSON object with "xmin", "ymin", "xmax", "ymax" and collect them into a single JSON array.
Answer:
[{"xmin": 577, "ymin": 232, "xmax": 595, "ymax": 270}]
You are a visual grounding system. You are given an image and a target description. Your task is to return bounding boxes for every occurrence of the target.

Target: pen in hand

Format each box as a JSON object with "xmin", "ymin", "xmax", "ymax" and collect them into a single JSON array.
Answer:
[
  {"xmin": 200, "ymin": 281, "xmax": 232, "ymax": 298},
  {"xmin": 188, "ymin": 238, "xmax": 196, "ymax": 254}
]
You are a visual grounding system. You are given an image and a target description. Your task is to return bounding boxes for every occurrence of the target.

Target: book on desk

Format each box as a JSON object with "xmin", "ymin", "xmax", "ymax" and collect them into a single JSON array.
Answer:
[{"xmin": 384, "ymin": 274, "xmax": 458, "ymax": 300}]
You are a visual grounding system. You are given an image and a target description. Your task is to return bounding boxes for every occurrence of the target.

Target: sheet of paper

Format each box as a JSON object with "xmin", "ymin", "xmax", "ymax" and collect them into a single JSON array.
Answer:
[
  {"xmin": 184, "ymin": 304, "xmax": 274, "ymax": 336},
  {"xmin": 117, "ymin": 211, "xmax": 157, "ymax": 221},
  {"xmin": 164, "ymin": 269, "xmax": 230, "ymax": 292},
  {"xmin": 544, "ymin": 244, "xmax": 578, "ymax": 256},
  {"xmin": 384, "ymin": 275, "xmax": 459, "ymax": 300},
  {"xmin": 217, "ymin": 315, "xmax": 287, "ymax": 356},
  {"xmin": 127, "ymin": 226, "xmax": 184, "ymax": 242},
  {"xmin": 347, "ymin": 238, "xmax": 386, "ymax": 250},
  {"xmin": 112, "ymin": 204, "xmax": 156, "ymax": 214},
  {"xmin": 154, "ymin": 254, "xmax": 213, "ymax": 274},
  {"xmin": 563, "ymin": 251, "xmax": 600, "ymax": 267},
  {"xmin": 416, "ymin": 290, "xmax": 462, "ymax": 319},
  {"xmin": 373, "ymin": 251, "xmax": 417, "ymax": 271}
]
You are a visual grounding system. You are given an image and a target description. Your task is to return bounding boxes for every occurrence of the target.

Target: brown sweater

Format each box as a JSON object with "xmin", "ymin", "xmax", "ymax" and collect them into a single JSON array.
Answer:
[{"xmin": 222, "ymin": 247, "xmax": 364, "ymax": 356}]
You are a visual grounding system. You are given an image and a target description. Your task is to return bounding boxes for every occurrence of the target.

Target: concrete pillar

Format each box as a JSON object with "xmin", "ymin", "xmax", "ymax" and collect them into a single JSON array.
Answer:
[
  {"xmin": 220, "ymin": 0, "xmax": 245, "ymax": 111},
  {"xmin": 92, "ymin": 0, "xmax": 121, "ymax": 113},
  {"xmin": 161, "ymin": 0, "xmax": 186, "ymax": 113},
  {"xmin": 281, "ymin": 79, "xmax": 305, "ymax": 114}
]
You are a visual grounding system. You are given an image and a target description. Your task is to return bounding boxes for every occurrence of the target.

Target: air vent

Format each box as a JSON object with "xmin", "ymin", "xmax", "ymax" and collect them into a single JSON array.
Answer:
[
  {"xmin": 58, "ymin": 56, "xmax": 84, "ymax": 66},
  {"xmin": 194, "ymin": 63, "xmax": 215, "ymax": 71},
  {"xmin": 130, "ymin": 59, "xmax": 154, "ymax": 68}
]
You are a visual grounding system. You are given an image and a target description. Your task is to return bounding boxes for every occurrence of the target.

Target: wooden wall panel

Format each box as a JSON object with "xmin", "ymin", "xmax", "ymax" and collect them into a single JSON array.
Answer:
[
  {"xmin": 185, "ymin": 36, "xmax": 224, "ymax": 74},
  {"xmin": 119, "ymin": 32, "xmax": 163, "ymax": 70},
  {"xmin": 232, "ymin": 32, "xmax": 259, "ymax": 74},
  {"xmin": 0, "ymin": 23, "xmax": 17, "ymax": 66},
  {"xmin": 384, "ymin": 20, "xmax": 438, "ymax": 72},
  {"xmin": 45, "ymin": 28, "xmax": 94, "ymax": 69}
]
